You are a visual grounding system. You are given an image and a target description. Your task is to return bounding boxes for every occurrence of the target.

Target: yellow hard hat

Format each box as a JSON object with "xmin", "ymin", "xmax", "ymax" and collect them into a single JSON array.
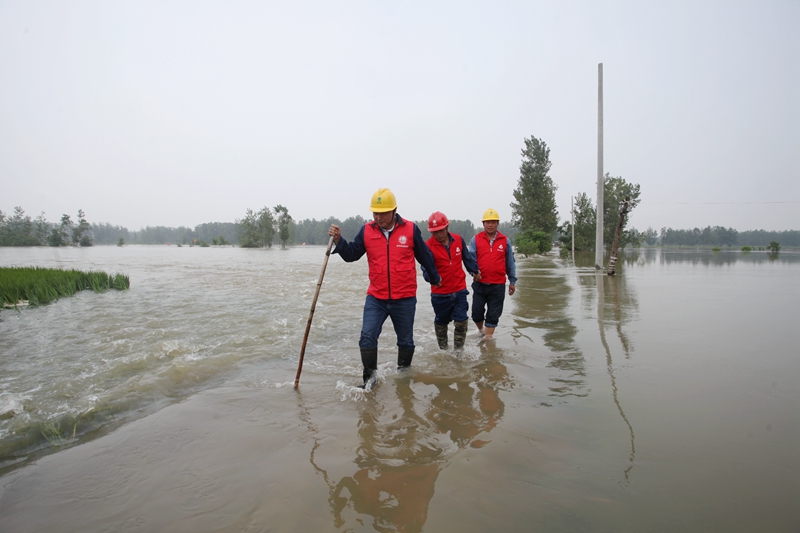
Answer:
[
  {"xmin": 370, "ymin": 188, "xmax": 397, "ymax": 213},
  {"xmin": 482, "ymin": 208, "xmax": 500, "ymax": 221}
]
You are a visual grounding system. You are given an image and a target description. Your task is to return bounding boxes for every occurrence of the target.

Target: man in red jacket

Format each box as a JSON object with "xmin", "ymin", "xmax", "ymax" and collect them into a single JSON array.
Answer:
[
  {"xmin": 422, "ymin": 211, "xmax": 481, "ymax": 351},
  {"xmin": 468, "ymin": 208, "xmax": 517, "ymax": 340},
  {"xmin": 328, "ymin": 188, "xmax": 441, "ymax": 388}
]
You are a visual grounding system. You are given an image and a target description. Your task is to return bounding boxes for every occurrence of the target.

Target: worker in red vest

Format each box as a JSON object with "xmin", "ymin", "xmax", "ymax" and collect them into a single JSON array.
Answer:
[
  {"xmin": 328, "ymin": 188, "xmax": 441, "ymax": 388},
  {"xmin": 421, "ymin": 211, "xmax": 481, "ymax": 351},
  {"xmin": 468, "ymin": 208, "xmax": 517, "ymax": 340}
]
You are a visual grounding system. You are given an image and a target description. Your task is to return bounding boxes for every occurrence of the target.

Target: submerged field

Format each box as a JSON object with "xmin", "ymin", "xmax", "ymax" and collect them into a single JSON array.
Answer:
[{"xmin": 0, "ymin": 246, "xmax": 798, "ymax": 532}]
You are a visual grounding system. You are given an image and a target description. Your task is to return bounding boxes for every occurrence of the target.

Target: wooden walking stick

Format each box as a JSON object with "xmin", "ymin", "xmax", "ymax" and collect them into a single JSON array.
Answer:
[{"xmin": 294, "ymin": 235, "xmax": 336, "ymax": 388}]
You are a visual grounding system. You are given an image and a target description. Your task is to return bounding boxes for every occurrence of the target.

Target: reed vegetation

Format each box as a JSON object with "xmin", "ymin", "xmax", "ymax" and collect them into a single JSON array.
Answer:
[{"xmin": 0, "ymin": 266, "xmax": 130, "ymax": 308}]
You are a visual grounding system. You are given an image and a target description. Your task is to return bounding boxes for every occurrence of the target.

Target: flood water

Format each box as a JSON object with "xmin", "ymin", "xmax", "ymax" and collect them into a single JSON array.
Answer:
[{"xmin": 0, "ymin": 245, "xmax": 798, "ymax": 532}]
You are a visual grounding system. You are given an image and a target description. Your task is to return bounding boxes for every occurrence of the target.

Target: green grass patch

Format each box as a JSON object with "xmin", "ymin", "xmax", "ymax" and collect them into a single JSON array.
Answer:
[{"xmin": 0, "ymin": 266, "xmax": 130, "ymax": 308}]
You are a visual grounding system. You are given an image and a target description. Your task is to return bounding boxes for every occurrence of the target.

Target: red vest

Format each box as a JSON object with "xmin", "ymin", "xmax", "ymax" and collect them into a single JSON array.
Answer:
[
  {"xmin": 426, "ymin": 233, "xmax": 467, "ymax": 295},
  {"xmin": 474, "ymin": 231, "xmax": 509, "ymax": 285},
  {"xmin": 364, "ymin": 218, "xmax": 417, "ymax": 299}
]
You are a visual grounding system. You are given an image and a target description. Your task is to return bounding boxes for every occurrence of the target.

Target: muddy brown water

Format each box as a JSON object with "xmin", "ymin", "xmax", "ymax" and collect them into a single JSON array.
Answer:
[{"xmin": 1, "ymin": 246, "xmax": 798, "ymax": 532}]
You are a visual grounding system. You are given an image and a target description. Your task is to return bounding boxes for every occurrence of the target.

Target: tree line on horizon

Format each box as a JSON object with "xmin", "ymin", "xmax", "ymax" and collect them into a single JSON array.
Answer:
[
  {"xmin": 0, "ymin": 207, "xmax": 94, "ymax": 247},
  {"xmin": 3, "ymin": 133, "xmax": 797, "ymax": 251},
  {"xmin": 3, "ymin": 205, "xmax": 796, "ymax": 249}
]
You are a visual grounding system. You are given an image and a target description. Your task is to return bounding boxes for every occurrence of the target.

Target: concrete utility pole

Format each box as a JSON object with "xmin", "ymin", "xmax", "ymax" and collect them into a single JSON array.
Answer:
[
  {"xmin": 595, "ymin": 63, "xmax": 604, "ymax": 270},
  {"xmin": 571, "ymin": 195, "xmax": 575, "ymax": 263}
]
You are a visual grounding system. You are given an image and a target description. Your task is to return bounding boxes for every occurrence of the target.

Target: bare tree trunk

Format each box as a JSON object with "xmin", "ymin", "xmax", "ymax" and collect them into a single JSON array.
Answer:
[{"xmin": 607, "ymin": 198, "xmax": 630, "ymax": 276}]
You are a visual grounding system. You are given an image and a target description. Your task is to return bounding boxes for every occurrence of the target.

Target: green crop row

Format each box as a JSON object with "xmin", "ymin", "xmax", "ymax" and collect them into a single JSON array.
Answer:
[{"xmin": 0, "ymin": 267, "xmax": 130, "ymax": 307}]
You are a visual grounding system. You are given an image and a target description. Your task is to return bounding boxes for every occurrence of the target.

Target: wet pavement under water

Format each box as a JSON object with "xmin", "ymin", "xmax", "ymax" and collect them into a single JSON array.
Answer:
[{"xmin": 0, "ymin": 245, "xmax": 798, "ymax": 532}]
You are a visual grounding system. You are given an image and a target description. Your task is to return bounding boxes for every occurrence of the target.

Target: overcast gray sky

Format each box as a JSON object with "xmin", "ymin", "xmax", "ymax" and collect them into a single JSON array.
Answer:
[{"xmin": 2, "ymin": 1, "xmax": 798, "ymax": 232}]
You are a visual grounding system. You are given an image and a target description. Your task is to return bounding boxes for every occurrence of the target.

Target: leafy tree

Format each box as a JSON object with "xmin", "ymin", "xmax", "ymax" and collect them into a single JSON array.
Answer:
[
  {"xmin": 768, "ymin": 241, "xmax": 781, "ymax": 253},
  {"xmin": 414, "ymin": 218, "xmax": 478, "ymax": 242},
  {"xmin": 312, "ymin": 219, "xmax": 333, "ymax": 244},
  {"xmin": 136, "ymin": 225, "xmax": 193, "ymax": 245},
  {"xmin": 497, "ymin": 221, "xmax": 519, "ymax": 244},
  {"xmin": 12, "ymin": 207, "xmax": 34, "ymax": 245},
  {"xmin": 644, "ymin": 227, "xmax": 659, "ymax": 246},
  {"xmin": 625, "ymin": 227, "xmax": 647, "ymax": 248},
  {"xmin": 660, "ymin": 226, "xmax": 740, "ymax": 247},
  {"xmin": 0, "ymin": 207, "xmax": 41, "ymax": 246},
  {"xmin": 47, "ymin": 228, "xmax": 64, "ymax": 247},
  {"xmin": 717, "ymin": 227, "xmax": 739, "ymax": 247},
  {"xmin": 294, "ymin": 217, "xmax": 337, "ymax": 245},
  {"xmin": 72, "ymin": 209, "xmax": 93, "ymax": 246},
  {"xmin": 515, "ymin": 229, "xmax": 552, "ymax": 256},
  {"xmin": 46, "ymin": 214, "xmax": 73, "ymax": 247},
  {"xmin": 339, "ymin": 215, "xmax": 366, "ymax": 243},
  {"xmin": 602, "ymin": 174, "xmax": 641, "ymax": 248},
  {"xmin": 238, "ymin": 209, "xmax": 260, "ymax": 248},
  {"xmin": 257, "ymin": 207, "xmax": 275, "ymax": 247},
  {"xmin": 556, "ymin": 176, "xmax": 641, "ymax": 252},
  {"xmin": 72, "ymin": 211, "xmax": 84, "ymax": 245},
  {"xmin": 194, "ymin": 222, "xmax": 239, "ymax": 245},
  {"xmin": 238, "ymin": 207, "xmax": 275, "ymax": 248},
  {"xmin": 274, "ymin": 204, "xmax": 293, "ymax": 249},
  {"xmin": 558, "ymin": 192, "xmax": 596, "ymax": 251},
  {"xmin": 34, "ymin": 212, "xmax": 49, "ymax": 245},
  {"xmin": 510, "ymin": 136, "xmax": 558, "ymax": 234},
  {"xmin": 738, "ymin": 230, "xmax": 799, "ymax": 247},
  {"xmin": 92, "ymin": 222, "xmax": 131, "ymax": 245},
  {"xmin": 117, "ymin": 237, "xmax": 125, "ymax": 247},
  {"xmin": 60, "ymin": 214, "xmax": 73, "ymax": 244},
  {"xmin": 448, "ymin": 219, "xmax": 477, "ymax": 243}
]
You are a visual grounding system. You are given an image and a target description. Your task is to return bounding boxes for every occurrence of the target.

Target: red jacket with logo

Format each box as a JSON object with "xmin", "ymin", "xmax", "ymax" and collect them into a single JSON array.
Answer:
[
  {"xmin": 364, "ymin": 218, "xmax": 417, "ymax": 299},
  {"xmin": 474, "ymin": 231, "xmax": 509, "ymax": 285},
  {"xmin": 426, "ymin": 233, "xmax": 469, "ymax": 295}
]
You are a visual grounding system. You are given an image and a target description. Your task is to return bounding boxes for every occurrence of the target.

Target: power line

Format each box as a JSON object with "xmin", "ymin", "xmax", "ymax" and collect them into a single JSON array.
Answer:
[{"xmin": 644, "ymin": 201, "xmax": 798, "ymax": 205}]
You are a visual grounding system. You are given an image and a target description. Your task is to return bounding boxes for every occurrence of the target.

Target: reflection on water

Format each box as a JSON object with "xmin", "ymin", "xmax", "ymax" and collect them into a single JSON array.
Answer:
[
  {"xmin": 574, "ymin": 247, "xmax": 799, "ymax": 268},
  {"xmin": 0, "ymin": 245, "xmax": 359, "ymax": 473},
  {"xmin": 596, "ymin": 272, "xmax": 636, "ymax": 486},
  {"xmin": 524, "ymin": 252, "xmax": 639, "ymax": 486},
  {"xmin": 512, "ymin": 256, "xmax": 586, "ymax": 398},
  {"xmin": 2, "ymin": 246, "xmax": 799, "ymax": 532},
  {"xmin": 307, "ymin": 351, "xmax": 510, "ymax": 532}
]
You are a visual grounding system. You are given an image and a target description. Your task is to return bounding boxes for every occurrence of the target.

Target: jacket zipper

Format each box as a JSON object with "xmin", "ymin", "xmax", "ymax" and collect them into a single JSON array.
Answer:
[{"xmin": 386, "ymin": 230, "xmax": 392, "ymax": 300}]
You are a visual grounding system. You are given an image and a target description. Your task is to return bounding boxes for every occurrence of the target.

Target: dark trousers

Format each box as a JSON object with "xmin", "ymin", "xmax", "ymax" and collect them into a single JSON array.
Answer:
[
  {"xmin": 471, "ymin": 282, "xmax": 505, "ymax": 328},
  {"xmin": 358, "ymin": 295, "xmax": 416, "ymax": 350},
  {"xmin": 430, "ymin": 289, "xmax": 469, "ymax": 325}
]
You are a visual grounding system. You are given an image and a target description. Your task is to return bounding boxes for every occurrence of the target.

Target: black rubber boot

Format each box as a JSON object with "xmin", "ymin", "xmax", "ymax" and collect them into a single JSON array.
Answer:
[
  {"xmin": 434, "ymin": 323, "xmax": 449, "ymax": 349},
  {"xmin": 397, "ymin": 346, "xmax": 415, "ymax": 370},
  {"xmin": 453, "ymin": 320, "xmax": 468, "ymax": 350},
  {"xmin": 360, "ymin": 347, "xmax": 378, "ymax": 385}
]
